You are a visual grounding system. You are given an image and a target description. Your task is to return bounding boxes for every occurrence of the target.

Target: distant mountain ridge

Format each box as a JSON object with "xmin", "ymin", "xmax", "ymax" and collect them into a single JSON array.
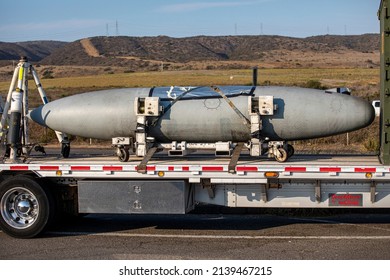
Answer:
[
  {"xmin": 0, "ymin": 34, "xmax": 379, "ymax": 68},
  {"xmin": 42, "ymin": 34, "xmax": 379, "ymax": 65},
  {"xmin": 0, "ymin": 41, "xmax": 67, "ymax": 61}
]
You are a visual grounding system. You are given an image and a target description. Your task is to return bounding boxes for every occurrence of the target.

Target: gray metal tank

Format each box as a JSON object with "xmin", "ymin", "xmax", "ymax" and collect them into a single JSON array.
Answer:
[{"xmin": 29, "ymin": 86, "xmax": 375, "ymax": 142}]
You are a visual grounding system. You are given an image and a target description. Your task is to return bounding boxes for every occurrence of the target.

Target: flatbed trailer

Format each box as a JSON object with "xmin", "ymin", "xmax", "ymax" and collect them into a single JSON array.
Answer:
[{"xmin": 0, "ymin": 149, "xmax": 389, "ymax": 238}]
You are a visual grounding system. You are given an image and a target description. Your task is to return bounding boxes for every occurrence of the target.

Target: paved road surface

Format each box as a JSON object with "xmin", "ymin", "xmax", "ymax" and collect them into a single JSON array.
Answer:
[{"xmin": 1, "ymin": 209, "xmax": 390, "ymax": 259}]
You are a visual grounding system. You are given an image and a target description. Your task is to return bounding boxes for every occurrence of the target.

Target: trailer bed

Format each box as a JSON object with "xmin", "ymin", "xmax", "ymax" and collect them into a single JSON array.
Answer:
[
  {"xmin": 1, "ymin": 148, "xmax": 385, "ymax": 181},
  {"xmin": 23, "ymin": 148, "xmax": 381, "ymax": 165}
]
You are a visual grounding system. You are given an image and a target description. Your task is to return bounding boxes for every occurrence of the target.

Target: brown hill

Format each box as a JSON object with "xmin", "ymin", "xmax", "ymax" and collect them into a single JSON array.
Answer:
[
  {"xmin": 39, "ymin": 34, "xmax": 379, "ymax": 67},
  {"xmin": 0, "ymin": 41, "xmax": 67, "ymax": 62},
  {"xmin": 0, "ymin": 34, "xmax": 379, "ymax": 71}
]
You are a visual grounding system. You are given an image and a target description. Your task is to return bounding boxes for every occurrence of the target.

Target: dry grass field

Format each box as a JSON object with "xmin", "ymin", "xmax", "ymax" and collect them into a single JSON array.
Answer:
[{"xmin": 0, "ymin": 67, "xmax": 379, "ymax": 95}]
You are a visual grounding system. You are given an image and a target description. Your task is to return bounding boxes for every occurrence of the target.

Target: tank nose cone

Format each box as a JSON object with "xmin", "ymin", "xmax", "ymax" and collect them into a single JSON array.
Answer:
[
  {"xmin": 28, "ymin": 105, "xmax": 46, "ymax": 127},
  {"xmin": 357, "ymin": 98, "xmax": 376, "ymax": 129},
  {"xmin": 338, "ymin": 96, "xmax": 375, "ymax": 134},
  {"xmin": 367, "ymin": 100, "xmax": 376, "ymax": 124}
]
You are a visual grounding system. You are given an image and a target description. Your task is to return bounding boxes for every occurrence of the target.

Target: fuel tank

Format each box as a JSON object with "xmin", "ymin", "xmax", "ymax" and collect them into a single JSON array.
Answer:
[{"xmin": 29, "ymin": 86, "xmax": 375, "ymax": 142}]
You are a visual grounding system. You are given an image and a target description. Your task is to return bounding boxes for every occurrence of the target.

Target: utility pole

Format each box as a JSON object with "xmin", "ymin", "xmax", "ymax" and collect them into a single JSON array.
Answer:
[{"xmin": 116, "ymin": 20, "xmax": 119, "ymax": 36}]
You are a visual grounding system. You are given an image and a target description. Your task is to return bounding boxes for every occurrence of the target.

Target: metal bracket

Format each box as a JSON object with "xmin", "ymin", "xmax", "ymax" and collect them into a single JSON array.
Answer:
[
  {"xmin": 215, "ymin": 141, "xmax": 232, "ymax": 157},
  {"xmin": 315, "ymin": 180, "xmax": 321, "ymax": 203},
  {"xmin": 135, "ymin": 115, "xmax": 147, "ymax": 157},
  {"xmin": 201, "ymin": 178, "xmax": 215, "ymax": 199},
  {"xmin": 261, "ymin": 184, "xmax": 268, "ymax": 202},
  {"xmin": 370, "ymin": 181, "xmax": 377, "ymax": 203},
  {"xmin": 385, "ymin": 27, "xmax": 390, "ymax": 36}
]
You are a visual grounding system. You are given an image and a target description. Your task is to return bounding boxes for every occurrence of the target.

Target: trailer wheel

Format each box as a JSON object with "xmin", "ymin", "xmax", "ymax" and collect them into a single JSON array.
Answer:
[
  {"xmin": 275, "ymin": 148, "xmax": 288, "ymax": 163},
  {"xmin": 287, "ymin": 144, "xmax": 295, "ymax": 158},
  {"xmin": 117, "ymin": 147, "xmax": 130, "ymax": 162},
  {"xmin": 61, "ymin": 143, "xmax": 70, "ymax": 158},
  {"xmin": 0, "ymin": 176, "xmax": 54, "ymax": 238}
]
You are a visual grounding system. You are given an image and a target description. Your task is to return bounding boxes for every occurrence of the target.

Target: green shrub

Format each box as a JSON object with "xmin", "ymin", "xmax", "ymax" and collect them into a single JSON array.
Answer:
[
  {"xmin": 364, "ymin": 138, "xmax": 380, "ymax": 152},
  {"xmin": 42, "ymin": 69, "xmax": 54, "ymax": 79},
  {"xmin": 306, "ymin": 79, "xmax": 324, "ymax": 89}
]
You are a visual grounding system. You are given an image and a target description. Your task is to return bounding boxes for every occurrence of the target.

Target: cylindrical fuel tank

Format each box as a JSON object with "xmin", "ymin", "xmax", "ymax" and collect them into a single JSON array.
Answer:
[{"xmin": 29, "ymin": 86, "xmax": 375, "ymax": 142}]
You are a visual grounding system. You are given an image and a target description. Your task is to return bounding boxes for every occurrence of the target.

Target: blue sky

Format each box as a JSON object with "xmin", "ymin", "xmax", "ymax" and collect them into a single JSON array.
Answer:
[{"xmin": 0, "ymin": 0, "xmax": 380, "ymax": 42}]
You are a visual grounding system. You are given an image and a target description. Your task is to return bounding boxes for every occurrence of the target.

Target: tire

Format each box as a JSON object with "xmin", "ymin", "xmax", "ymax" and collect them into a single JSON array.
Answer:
[
  {"xmin": 117, "ymin": 147, "xmax": 130, "ymax": 162},
  {"xmin": 275, "ymin": 148, "xmax": 288, "ymax": 163},
  {"xmin": 287, "ymin": 144, "xmax": 295, "ymax": 158},
  {"xmin": 0, "ymin": 176, "xmax": 54, "ymax": 238},
  {"xmin": 61, "ymin": 143, "xmax": 70, "ymax": 158}
]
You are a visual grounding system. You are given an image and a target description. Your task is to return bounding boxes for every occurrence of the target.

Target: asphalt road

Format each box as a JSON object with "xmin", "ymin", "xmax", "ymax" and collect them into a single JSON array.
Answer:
[{"xmin": 1, "ymin": 209, "xmax": 390, "ymax": 260}]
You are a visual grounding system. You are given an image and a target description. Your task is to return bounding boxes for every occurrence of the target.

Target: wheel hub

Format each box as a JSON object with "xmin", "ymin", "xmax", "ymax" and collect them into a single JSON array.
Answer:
[{"xmin": 16, "ymin": 199, "xmax": 32, "ymax": 214}]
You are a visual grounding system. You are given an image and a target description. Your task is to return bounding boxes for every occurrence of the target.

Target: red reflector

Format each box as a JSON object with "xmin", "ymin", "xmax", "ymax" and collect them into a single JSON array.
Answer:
[
  {"xmin": 202, "ymin": 166, "xmax": 224, "ymax": 172},
  {"xmin": 10, "ymin": 166, "xmax": 29, "ymax": 170},
  {"xmin": 320, "ymin": 167, "xmax": 341, "ymax": 173},
  {"xmin": 355, "ymin": 168, "xmax": 376, "ymax": 173},
  {"xmin": 103, "ymin": 166, "xmax": 123, "ymax": 171},
  {"xmin": 71, "ymin": 166, "xmax": 91, "ymax": 171},
  {"xmin": 285, "ymin": 167, "xmax": 306, "ymax": 172},
  {"xmin": 236, "ymin": 166, "xmax": 258, "ymax": 172},
  {"xmin": 40, "ymin": 166, "xmax": 59, "ymax": 171},
  {"xmin": 146, "ymin": 166, "xmax": 156, "ymax": 171}
]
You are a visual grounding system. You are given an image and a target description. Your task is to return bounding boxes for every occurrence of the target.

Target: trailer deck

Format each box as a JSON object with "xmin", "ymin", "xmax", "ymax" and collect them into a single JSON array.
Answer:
[
  {"xmin": 20, "ymin": 148, "xmax": 381, "ymax": 165},
  {"xmin": 1, "ymin": 148, "xmax": 385, "ymax": 182}
]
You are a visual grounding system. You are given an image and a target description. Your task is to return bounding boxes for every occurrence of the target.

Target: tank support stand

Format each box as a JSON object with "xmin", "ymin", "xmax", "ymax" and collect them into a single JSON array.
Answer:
[
  {"xmin": 0, "ymin": 57, "xmax": 69, "ymax": 162},
  {"xmin": 111, "ymin": 85, "xmax": 293, "ymax": 163}
]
